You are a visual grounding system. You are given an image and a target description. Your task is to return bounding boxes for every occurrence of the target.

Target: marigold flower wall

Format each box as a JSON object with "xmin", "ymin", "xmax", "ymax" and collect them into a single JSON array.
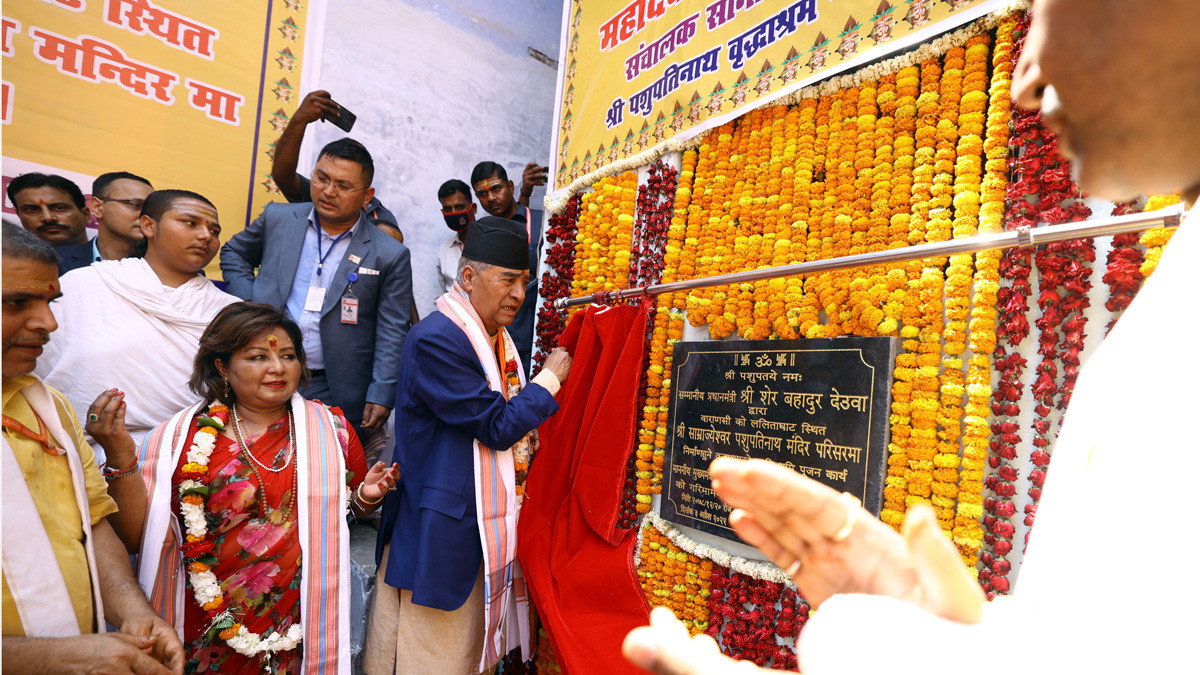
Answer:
[{"xmin": 528, "ymin": 8, "xmax": 1175, "ymax": 669}]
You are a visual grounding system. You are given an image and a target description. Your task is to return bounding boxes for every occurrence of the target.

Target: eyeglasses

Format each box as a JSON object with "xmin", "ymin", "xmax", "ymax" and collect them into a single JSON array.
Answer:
[
  {"xmin": 312, "ymin": 172, "xmax": 366, "ymax": 195},
  {"xmin": 101, "ymin": 198, "xmax": 145, "ymax": 211}
]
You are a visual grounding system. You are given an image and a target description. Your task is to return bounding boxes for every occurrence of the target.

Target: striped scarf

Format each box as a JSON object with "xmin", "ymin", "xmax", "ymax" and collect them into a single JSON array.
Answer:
[
  {"xmin": 136, "ymin": 393, "xmax": 351, "ymax": 673},
  {"xmin": 436, "ymin": 285, "xmax": 534, "ymax": 671}
]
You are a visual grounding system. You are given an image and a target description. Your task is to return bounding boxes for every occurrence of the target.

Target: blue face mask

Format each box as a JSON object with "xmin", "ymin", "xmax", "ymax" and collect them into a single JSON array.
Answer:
[{"xmin": 443, "ymin": 207, "xmax": 474, "ymax": 231}]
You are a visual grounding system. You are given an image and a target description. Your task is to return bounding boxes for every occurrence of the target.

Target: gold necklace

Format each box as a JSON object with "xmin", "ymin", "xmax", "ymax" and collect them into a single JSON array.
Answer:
[
  {"xmin": 231, "ymin": 405, "xmax": 297, "ymax": 521},
  {"xmin": 231, "ymin": 405, "xmax": 295, "ymax": 472}
]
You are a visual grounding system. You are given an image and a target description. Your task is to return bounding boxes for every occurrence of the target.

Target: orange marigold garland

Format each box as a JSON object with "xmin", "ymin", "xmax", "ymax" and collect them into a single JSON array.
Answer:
[
  {"xmin": 880, "ymin": 64, "xmax": 921, "ymax": 528},
  {"xmin": 807, "ymin": 86, "xmax": 859, "ymax": 338},
  {"xmin": 778, "ymin": 97, "xmax": 817, "ymax": 339},
  {"xmin": 927, "ymin": 43, "xmax": 964, "ymax": 529},
  {"xmin": 794, "ymin": 93, "xmax": 833, "ymax": 337},
  {"xmin": 636, "ymin": 519, "xmax": 713, "ymax": 635}
]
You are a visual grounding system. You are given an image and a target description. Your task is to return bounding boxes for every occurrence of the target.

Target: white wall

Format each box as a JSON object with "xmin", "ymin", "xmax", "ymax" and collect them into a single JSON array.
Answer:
[{"xmin": 304, "ymin": 0, "xmax": 562, "ymax": 315}]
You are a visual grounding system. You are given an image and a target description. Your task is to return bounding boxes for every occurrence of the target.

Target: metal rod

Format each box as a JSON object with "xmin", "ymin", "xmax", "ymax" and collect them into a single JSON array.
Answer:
[{"xmin": 552, "ymin": 206, "xmax": 1186, "ymax": 310}]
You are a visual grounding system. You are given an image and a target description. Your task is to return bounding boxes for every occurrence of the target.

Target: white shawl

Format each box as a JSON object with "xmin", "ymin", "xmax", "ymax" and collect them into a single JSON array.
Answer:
[
  {"xmin": 37, "ymin": 258, "xmax": 238, "ymax": 463},
  {"xmin": 1, "ymin": 380, "xmax": 104, "ymax": 636}
]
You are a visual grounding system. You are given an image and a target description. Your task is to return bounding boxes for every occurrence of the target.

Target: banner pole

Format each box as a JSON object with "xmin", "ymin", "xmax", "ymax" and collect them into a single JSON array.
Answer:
[{"xmin": 552, "ymin": 206, "xmax": 1185, "ymax": 310}]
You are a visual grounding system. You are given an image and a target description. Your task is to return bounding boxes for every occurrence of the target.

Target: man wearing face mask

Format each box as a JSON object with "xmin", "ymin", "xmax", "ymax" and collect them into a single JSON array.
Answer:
[{"xmin": 435, "ymin": 179, "xmax": 477, "ymax": 296}]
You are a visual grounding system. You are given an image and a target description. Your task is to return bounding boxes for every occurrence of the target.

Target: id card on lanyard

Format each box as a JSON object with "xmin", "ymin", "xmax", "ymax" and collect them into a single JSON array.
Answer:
[
  {"xmin": 309, "ymin": 227, "xmax": 352, "ymax": 312},
  {"xmin": 341, "ymin": 272, "xmax": 359, "ymax": 324}
]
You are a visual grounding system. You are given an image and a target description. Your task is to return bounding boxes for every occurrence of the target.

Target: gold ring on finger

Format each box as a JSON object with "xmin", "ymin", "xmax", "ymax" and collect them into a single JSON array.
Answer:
[
  {"xmin": 784, "ymin": 558, "xmax": 803, "ymax": 577},
  {"xmin": 832, "ymin": 492, "xmax": 861, "ymax": 542}
]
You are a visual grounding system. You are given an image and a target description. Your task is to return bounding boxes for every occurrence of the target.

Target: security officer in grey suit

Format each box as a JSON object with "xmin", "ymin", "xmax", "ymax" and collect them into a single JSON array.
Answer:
[{"xmin": 220, "ymin": 137, "xmax": 412, "ymax": 453}]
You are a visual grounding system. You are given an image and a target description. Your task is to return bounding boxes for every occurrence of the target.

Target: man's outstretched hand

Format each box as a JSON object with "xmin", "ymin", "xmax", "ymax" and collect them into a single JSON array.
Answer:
[
  {"xmin": 623, "ymin": 458, "xmax": 986, "ymax": 675},
  {"xmin": 710, "ymin": 457, "xmax": 983, "ymax": 624},
  {"xmin": 624, "ymin": 607, "xmax": 767, "ymax": 675}
]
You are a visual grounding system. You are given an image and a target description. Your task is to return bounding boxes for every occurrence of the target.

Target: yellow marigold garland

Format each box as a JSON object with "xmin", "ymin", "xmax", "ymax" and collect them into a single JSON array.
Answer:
[
  {"xmin": 795, "ymin": 94, "xmax": 833, "ymax": 337},
  {"xmin": 931, "ymin": 43, "xmax": 970, "ymax": 531},
  {"xmin": 637, "ymin": 521, "xmax": 713, "ymax": 635},
  {"xmin": 1139, "ymin": 194, "xmax": 1182, "ymax": 277},
  {"xmin": 571, "ymin": 171, "xmax": 638, "ymax": 307},
  {"xmin": 953, "ymin": 22, "xmax": 1014, "ymax": 566}
]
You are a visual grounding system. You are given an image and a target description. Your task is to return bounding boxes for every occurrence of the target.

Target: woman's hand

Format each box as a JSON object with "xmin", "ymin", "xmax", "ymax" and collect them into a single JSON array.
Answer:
[
  {"xmin": 85, "ymin": 389, "xmax": 137, "ymax": 467},
  {"xmin": 359, "ymin": 461, "xmax": 400, "ymax": 504}
]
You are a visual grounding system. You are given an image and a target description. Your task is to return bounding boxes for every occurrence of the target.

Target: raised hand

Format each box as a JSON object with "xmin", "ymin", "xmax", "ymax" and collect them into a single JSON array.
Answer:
[
  {"xmin": 710, "ymin": 457, "xmax": 983, "ymax": 623},
  {"xmin": 85, "ymin": 388, "xmax": 136, "ymax": 467},
  {"xmin": 292, "ymin": 90, "xmax": 340, "ymax": 126},
  {"xmin": 360, "ymin": 460, "xmax": 400, "ymax": 503},
  {"xmin": 623, "ymin": 607, "xmax": 768, "ymax": 675}
]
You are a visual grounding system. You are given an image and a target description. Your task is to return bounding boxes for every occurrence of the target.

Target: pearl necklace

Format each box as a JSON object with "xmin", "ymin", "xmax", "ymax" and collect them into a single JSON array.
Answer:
[
  {"xmin": 231, "ymin": 404, "xmax": 295, "ymax": 472},
  {"xmin": 230, "ymin": 405, "xmax": 298, "ymax": 524}
]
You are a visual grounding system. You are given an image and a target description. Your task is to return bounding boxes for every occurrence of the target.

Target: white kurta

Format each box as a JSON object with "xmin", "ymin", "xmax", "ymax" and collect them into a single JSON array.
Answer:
[
  {"xmin": 799, "ymin": 211, "xmax": 1200, "ymax": 674},
  {"xmin": 37, "ymin": 258, "xmax": 238, "ymax": 463}
]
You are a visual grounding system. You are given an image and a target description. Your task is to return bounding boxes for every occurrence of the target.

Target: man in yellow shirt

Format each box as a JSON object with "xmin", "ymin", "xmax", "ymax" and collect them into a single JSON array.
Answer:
[{"xmin": 1, "ymin": 222, "xmax": 184, "ymax": 674}]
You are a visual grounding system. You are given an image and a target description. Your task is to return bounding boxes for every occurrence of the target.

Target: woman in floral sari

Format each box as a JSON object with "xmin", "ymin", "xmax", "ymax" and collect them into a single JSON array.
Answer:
[{"xmin": 132, "ymin": 302, "xmax": 399, "ymax": 673}]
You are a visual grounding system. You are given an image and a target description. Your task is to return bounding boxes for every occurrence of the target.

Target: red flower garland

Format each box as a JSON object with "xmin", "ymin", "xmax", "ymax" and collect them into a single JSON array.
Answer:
[
  {"xmin": 620, "ymin": 160, "xmax": 680, "ymax": 528},
  {"xmin": 1015, "ymin": 80, "xmax": 1093, "ymax": 547},
  {"xmin": 981, "ymin": 11, "xmax": 1032, "ymax": 598},
  {"xmin": 631, "ymin": 160, "xmax": 678, "ymax": 288},
  {"xmin": 705, "ymin": 566, "xmax": 809, "ymax": 670},
  {"xmin": 1102, "ymin": 201, "xmax": 1146, "ymax": 333},
  {"xmin": 534, "ymin": 194, "xmax": 582, "ymax": 370}
]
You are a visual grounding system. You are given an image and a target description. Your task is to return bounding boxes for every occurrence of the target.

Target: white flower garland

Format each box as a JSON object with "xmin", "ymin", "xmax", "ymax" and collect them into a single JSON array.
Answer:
[
  {"xmin": 640, "ymin": 511, "xmax": 796, "ymax": 587},
  {"xmin": 225, "ymin": 623, "xmax": 304, "ymax": 658},
  {"xmin": 179, "ymin": 405, "xmax": 304, "ymax": 662}
]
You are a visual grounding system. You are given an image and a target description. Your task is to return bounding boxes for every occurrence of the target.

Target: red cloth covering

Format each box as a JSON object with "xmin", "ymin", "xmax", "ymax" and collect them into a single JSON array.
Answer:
[{"xmin": 517, "ymin": 304, "xmax": 651, "ymax": 674}]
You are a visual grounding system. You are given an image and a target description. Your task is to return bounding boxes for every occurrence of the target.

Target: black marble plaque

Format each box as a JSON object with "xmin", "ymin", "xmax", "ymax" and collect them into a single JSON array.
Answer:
[{"xmin": 661, "ymin": 337, "xmax": 896, "ymax": 543}]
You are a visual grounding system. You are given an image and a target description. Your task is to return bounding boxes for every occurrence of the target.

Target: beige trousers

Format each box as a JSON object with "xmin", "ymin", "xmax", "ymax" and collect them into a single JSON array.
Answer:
[{"xmin": 363, "ymin": 544, "xmax": 492, "ymax": 675}]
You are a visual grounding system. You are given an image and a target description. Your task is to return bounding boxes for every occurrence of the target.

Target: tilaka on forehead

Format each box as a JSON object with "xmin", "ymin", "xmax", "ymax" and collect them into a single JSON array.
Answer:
[
  {"xmin": 3, "ymin": 282, "xmax": 57, "ymax": 292},
  {"xmin": 267, "ymin": 334, "xmax": 279, "ymax": 351}
]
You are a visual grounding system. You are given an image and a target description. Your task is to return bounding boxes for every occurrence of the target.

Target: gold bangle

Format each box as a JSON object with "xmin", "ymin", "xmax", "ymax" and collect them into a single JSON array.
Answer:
[{"xmin": 356, "ymin": 483, "xmax": 384, "ymax": 506}]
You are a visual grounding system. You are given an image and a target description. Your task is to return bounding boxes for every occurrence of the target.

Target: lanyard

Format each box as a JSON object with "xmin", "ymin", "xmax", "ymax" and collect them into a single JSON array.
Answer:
[
  {"xmin": 520, "ymin": 205, "xmax": 532, "ymax": 238},
  {"xmin": 316, "ymin": 227, "xmax": 352, "ymax": 278},
  {"xmin": 2, "ymin": 414, "xmax": 66, "ymax": 456}
]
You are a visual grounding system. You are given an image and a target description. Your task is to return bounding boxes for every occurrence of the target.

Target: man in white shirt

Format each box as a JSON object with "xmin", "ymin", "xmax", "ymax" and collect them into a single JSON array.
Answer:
[{"xmin": 623, "ymin": 1, "xmax": 1200, "ymax": 674}]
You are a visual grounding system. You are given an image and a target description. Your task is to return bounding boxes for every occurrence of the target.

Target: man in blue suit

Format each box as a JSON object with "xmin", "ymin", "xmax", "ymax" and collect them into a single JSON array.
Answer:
[
  {"xmin": 366, "ymin": 217, "xmax": 572, "ymax": 675},
  {"xmin": 220, "ymin": 138, "xmax": 412, "ymax": 453}
]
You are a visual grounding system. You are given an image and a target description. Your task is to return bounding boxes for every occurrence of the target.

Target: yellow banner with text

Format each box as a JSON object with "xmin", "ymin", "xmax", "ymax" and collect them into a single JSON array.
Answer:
[
  {"xmin": 553, "ymin": 0, "xmax": 988, "ymax": 191},
  {"xmin": 2, "ymin": 0, "xmax": 319, "ymax": 276}
]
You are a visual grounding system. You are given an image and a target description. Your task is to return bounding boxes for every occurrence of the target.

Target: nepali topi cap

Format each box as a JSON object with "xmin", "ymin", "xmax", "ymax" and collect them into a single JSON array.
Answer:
[{"xmin": 462, "ymin": 216, "xmax": 529, "ymax": 270}]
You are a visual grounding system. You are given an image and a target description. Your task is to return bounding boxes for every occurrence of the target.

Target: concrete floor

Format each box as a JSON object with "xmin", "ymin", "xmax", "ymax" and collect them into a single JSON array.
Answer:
[{"xmin": 349, "ymin": 519, "xmax": 382, "ymax": 672}]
